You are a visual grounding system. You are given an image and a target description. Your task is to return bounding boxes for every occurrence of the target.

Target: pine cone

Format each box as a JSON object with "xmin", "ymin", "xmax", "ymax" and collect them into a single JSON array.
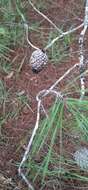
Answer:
[
  {"xmin": 74, "ymin": 147, "xmax": 88, "ymax": 170},
  {"xmin": 30, "ymin": 49, "xmax": 48, "ymax": 73}
]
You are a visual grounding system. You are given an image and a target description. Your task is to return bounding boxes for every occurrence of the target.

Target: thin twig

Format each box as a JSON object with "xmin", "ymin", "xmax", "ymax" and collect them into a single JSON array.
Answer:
[
  {"xmin": 16, "ymin": 0, "xmax": 38, "ymax": 50},
  {"xmin": 18, "ymin": 100, "xmax": 41, "ymax": 190},
  {"xmin": 28, "ymin": 0, "xmax": 63, "ymax": 34},
  {"xmin": 45, "ymin": 63, "xmax": 79, "ymax": 94},
  {"xmin": 45, "ymin": 23, "xmax": 84, "ymax": 50},
  {"xmin": 79, "ymin": 0, "xmax": 88, "ymax": 100},
  {"xmin": 24, "ymin": 23, "xmax": 39, "ymax": 50}
]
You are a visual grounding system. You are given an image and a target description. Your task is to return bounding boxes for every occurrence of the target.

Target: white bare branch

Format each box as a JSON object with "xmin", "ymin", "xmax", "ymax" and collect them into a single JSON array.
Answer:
[
  {"xmin": 79, "ymin": 0, "xmax": 88, "ymax": 100},
  {"xmin": 18, "ymin": 62, "xmax": 79, "ymax": 190},
  {"xmin": 18, "ymin": 100, "xmax": 41, "ymax": 190},
  {"xmin": 45, "ymin": 23, "xmax": 84, "ymax": 50}
]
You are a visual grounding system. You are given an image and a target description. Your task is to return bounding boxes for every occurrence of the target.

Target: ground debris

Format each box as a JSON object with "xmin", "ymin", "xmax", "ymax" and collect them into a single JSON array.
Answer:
[{"xmin": 0, "ymin": 173, "xmax": 19, "ymax": 190}]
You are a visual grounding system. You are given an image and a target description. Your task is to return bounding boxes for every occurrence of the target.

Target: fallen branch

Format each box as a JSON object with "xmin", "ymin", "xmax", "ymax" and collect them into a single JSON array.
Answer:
[
  {"xmin": 79, "ymin": 0, "xmax": 88, "ymax": 100},
  {"xmin": 18, "ymin": 62, "xmax": 79, "ymax": 190}
]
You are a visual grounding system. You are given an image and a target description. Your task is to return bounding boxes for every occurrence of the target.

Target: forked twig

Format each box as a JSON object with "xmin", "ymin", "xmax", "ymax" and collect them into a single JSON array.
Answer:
[{"xmin": 45, "ymin": 23, "xmax": 84, "ymax": 50}]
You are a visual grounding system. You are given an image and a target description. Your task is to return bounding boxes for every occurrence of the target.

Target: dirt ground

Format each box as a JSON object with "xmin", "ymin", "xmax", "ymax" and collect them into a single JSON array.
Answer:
[{"xmin": 0, "ymin": 0, "xmax": 88, "ymax": 190}]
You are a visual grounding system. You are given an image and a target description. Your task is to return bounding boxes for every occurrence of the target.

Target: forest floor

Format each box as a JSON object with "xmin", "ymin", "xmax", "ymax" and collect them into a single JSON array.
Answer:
[{"xmin": 0, "ymin": 0, "xmax": 88, "ymax": 190}]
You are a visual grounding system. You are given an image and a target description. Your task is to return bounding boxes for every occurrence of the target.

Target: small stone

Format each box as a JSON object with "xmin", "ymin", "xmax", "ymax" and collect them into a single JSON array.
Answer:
[{"xmin": 30, "ymin": 49, "xmax": 48, "ymax": 73}]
